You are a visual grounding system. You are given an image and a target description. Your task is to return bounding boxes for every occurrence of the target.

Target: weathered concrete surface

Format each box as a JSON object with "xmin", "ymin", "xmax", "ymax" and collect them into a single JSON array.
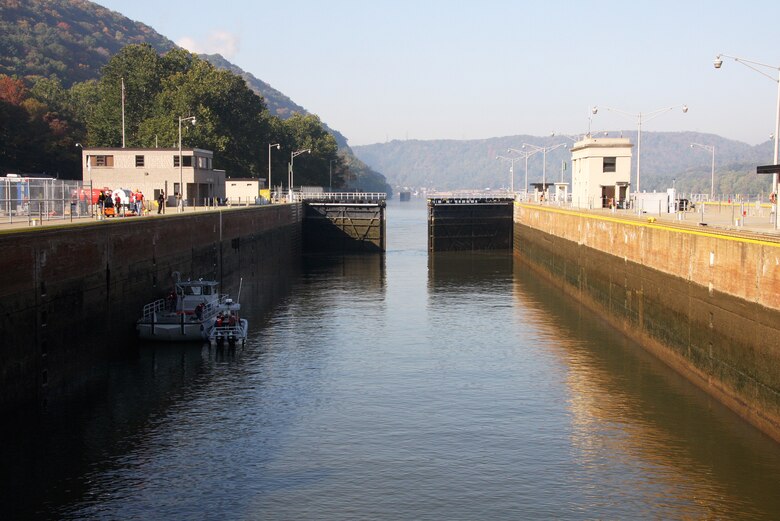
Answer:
[
  {"xmin": 303, "ymin": 202, "xmax": 386, "ymax": 252},
  {"xmin": 514, "ymin": 204, "xmax": 780, "ymax": 442},
  {"xmin": 0, "ymin": 204, "xmax": 302, "ymax": 411},
  {"xmin": 428, "ymin": 200, "xmax": 514, "ymax": 252}
]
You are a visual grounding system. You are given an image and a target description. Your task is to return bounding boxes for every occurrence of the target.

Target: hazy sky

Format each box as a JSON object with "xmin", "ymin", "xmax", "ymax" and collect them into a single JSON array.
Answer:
[{"xmin": 96, "ymin": 0, "xmax": 780, "ymax": 147}]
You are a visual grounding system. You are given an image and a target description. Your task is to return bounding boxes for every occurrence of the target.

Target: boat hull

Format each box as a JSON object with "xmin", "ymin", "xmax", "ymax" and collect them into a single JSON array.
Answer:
[{"xmin": 137, "ymin": 319, "xmax": 209, "ymax": 342}]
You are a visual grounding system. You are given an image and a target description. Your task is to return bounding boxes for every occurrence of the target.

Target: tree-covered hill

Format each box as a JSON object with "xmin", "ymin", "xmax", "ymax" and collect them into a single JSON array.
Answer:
[
  {"xmin": 0, "ymin": 0, "xmax": 172, "ymax": 85},
  {"xmin": 0, "ymin": 0, "xmax": 389, "ymax": 192},
  {"xmin": 201, "ymin": 54, "xmax": 348, "ymax": 149},
  {"xmin": 353, "ymin": 132, "xmax": 776, "ymax": 197},
  {"xmin": 0, "ymin": 0, "xmax": 328, "ymax": 126}
]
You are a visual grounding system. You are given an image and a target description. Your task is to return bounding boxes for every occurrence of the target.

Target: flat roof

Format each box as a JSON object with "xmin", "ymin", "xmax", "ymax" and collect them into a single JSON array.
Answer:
[
  {"xmin": 570, "ymin": 137, "xmax": 633, "ymax": 153},
  {"xmin": 81, "ymin": 147, "xmax": 212, "ymax": 155}
]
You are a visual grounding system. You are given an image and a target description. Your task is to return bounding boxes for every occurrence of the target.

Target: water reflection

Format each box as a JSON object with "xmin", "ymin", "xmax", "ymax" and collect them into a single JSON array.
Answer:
[
  {"xmin": 3, "ymin": 201, "xmax": 780, "ymax": 520},
  {"xmin": 512, "ymin": 264, "xmax": 780, "ymax": 519}
]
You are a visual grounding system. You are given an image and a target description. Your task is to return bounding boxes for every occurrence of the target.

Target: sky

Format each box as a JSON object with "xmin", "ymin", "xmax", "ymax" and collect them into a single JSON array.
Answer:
[{"xmin": 96, "ymin": 0, "xmax": 780, "ymax": 147}]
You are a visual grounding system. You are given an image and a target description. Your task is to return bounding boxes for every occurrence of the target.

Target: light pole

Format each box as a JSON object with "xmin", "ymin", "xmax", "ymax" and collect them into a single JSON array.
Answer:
[
  {"xmin": 75, "ymin": 142, "xmax": 89, "ymax": 185},
  {"xmin": 178, "ymin": 115, "xmax": 196, "ymax": 212},
  {"xmin": 268, "ymin": 143, "xmax": 280, "ymax": 201},
  {"xmin": 690, "ymin": 143, "xmax": 716, "ymax": 199},
  {"xmin": 495, "ymin": 155, "xmax": 519, "ymax": 193},
  {"xmin": 592, "ymin": 104, "xmax": 688, "ymax": 194},
  {"xmin": 289, "ymin": 148, "xmax": 310, "ymax": 201},
  {"xmin": 507, "ymin": 148, "xmax": 540, "ymax": 197},
  {"xmin": 520, "ymin": 142, "xmax": 568, "ymax": 200},
  {"xmin": 714, "ymin": 53, "xmax": 780, "ymax": 228}
]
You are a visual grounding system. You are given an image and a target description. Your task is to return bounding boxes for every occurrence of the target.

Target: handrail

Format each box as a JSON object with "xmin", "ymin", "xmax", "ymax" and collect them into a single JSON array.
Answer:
[
  {"xmin": 292, "ymin": 192, "xmax": 387, "ymax": 202},
  {"xmin": 428, "ymin": 190, "xmax": 515, "ymax": 199},
  {"xmin": 210, "ymin": 324, "xmax": 245, "ymax": 336},
  {"xmin": 141, "ymin": 299, "xmax": 165, "ymax": 320},
  {"xmin": 140, "ymin": 294, "xmax": 229, "ymax": 321}
]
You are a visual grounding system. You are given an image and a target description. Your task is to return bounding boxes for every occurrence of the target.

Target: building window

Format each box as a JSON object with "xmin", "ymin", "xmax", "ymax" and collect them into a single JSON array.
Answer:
[
  {"xmin": 183, "ymin": 156, "xmax": 193, "ymax": 167},
  {"xmin": 603, "ymin": 157, "xmax": 616, "ymax": 173},
  {"xmin": 135, "ymin": 155, "xmax": 145, "ymax": 167},
  {"xmin": 173, "ymin": 155, "xmax": 180, "ymax": 168},
  {"xmin": 93, "ymin": 155, "xmax": 114, "ymax": 167}
]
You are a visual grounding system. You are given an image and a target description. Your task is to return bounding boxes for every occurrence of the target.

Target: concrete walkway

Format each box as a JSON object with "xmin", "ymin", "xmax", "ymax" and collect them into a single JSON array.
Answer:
[
  {"xmin": 0, "ymin": 203, "xmax": 265, "ymax": 233},
  {"xmin": 540, "ymin": 201, "xmax": 780, "ymax": 238}
]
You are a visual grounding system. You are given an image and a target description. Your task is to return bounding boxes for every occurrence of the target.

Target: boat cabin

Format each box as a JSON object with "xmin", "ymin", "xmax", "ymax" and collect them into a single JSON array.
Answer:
[{"xmin": 174, "ymin": 280, "xmax": 220, "ymax": 312}]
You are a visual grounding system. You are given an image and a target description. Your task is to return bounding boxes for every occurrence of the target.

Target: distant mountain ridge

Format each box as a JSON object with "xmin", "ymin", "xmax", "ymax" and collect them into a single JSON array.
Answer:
[{"xmin": 353, "ymin": 132, "xmax": 775, "ymax": 195}]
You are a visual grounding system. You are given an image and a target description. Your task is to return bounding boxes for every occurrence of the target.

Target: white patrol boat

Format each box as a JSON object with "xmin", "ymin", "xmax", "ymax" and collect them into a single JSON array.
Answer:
[
  {"xmin": 207, "ymin": 298, "xmax": 249, "ymax": 348},
  {"xmin": 137, "ymin": 275, "xmax": 231, "ymax": 342}
]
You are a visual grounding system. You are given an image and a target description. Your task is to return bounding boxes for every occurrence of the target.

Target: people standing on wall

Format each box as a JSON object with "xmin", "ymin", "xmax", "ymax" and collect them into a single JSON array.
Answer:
[
  {"xmin": 114, "ymin": 192, "xmax": 122, "ymax": 216},
  {"xmin": 98, "ymin": 190, "xmax": 106, "ymax": 216},
  {"xmin": 136, "ymin": 190, "xmax": 144, "ymax": 215},
  {"xmin": 176, "ymin": 192, "xmax": 183, "ymax": 213},
  {"xmin": 104, "ymin": 191, "xmax": 114, "ymax": 216},
  {"xmin": 157, "ymin": 190, "xmax": 165, "ymax": 214}
]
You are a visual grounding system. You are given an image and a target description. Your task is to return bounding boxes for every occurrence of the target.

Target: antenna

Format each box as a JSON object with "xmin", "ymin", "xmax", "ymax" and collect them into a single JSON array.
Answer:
[{"xmin": 121, "ymin": 77, "xmax": 126, "ymax": 148}]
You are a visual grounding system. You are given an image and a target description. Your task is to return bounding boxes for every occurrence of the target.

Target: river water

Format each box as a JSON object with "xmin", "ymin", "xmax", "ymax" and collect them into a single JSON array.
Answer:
[{"xmin": 4, "ymin": 200, "xmax": 780, "ymax": 520}]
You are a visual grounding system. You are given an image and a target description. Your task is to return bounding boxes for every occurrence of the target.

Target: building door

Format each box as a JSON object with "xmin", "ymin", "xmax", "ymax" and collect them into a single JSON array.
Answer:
[{"xmin": 601, "ymin": 186, "xmax": 615, "ymax": 208}]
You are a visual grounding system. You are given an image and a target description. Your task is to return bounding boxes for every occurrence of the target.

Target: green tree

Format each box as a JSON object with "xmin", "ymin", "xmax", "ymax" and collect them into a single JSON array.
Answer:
[
  {"xmin": 0, "ymin": 73, "xmax": 82, "ymax": 176},
  {"xmin": 88, "ymin": 43, "xmax": 164, "ymax": 147},
  {"xmin": 279, "ymin": 113, "xmax": 340, "ymax": 188}
]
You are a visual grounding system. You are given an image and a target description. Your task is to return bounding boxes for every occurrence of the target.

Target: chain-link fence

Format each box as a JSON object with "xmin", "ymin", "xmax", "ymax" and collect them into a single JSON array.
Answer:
[{"xmin": 1, "ymin": 177, "xmax": 94, "ymax": 224}]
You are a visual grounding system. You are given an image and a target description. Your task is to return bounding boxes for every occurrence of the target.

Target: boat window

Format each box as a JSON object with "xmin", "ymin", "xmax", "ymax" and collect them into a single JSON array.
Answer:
[
  {"xmin": 203, "ymin": 286, "xmax": 213, "ymax": 295},
  {"xmin": 186, "ymin": 286, "xmax": 202, "ymax": 295}
]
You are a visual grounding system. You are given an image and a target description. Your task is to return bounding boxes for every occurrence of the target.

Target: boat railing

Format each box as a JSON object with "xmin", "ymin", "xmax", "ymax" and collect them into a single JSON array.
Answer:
[
  {"xmin": 210, "ymin": 324, "xmax": 245, "ymax": 338},
  {"xmin": 203, "ymin": 295, "xmax": 230, "ymax": 318},
  {"xmin": 141, "ymin": 299, "xmax": 165, "ymax": 321},
  {"xmin": 141, "ymin": 295, "xmax": 227, "ymax": 322}
]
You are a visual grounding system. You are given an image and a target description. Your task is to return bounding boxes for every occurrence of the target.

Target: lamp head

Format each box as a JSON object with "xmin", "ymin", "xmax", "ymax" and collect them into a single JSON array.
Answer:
[
  {"xmin": 591, "ymin": 106, "xmax": 598, "ymax": 115},
  {"xmin": 191, "ymin": 118, "xmax": 196, "ymax": 125},
  {"xmin": 682, "ymin": 105, "xmax": 689, "ymax": 114},
  {"xmin": 714, "ymin": 56, "xmax": 723, "ymax": 69},
  {"xmin": 75, "ymin": 142, "xmax": 82, "ymax": 148}
]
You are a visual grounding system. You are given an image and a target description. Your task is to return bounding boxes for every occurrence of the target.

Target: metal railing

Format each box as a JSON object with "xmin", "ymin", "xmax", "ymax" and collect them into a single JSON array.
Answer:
[
  {"xmin": 285, "ymin": 191, "xmax": 387, "ymax": 203},
  {"xmin": 1, "ymin": 177, "xmax": 94, "ymax": 225}
]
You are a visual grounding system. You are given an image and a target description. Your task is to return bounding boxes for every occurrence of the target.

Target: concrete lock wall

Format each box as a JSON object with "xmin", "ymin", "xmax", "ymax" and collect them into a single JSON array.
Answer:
[
  {"xmin": 513, "ymin": 204, "xmax": 780, "ymax": 442},
  {"xmin": 0, "ymin": 204, "xmax": 302, "ymax": 411}
]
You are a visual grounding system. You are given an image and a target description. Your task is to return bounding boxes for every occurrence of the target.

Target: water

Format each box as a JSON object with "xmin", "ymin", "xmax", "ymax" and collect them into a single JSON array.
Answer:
[{"xmin": 4, "ymin": 200, "xmax": 780, "ymax": 520}]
